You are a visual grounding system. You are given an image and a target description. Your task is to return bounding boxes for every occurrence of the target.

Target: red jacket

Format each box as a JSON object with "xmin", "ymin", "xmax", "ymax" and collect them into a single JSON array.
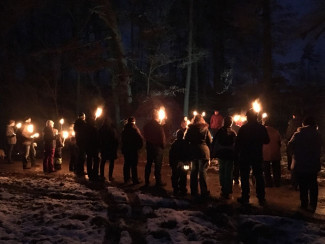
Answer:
[{"xmin": 263, "ymin": 126, "xmax": 281, "ymax": 161}]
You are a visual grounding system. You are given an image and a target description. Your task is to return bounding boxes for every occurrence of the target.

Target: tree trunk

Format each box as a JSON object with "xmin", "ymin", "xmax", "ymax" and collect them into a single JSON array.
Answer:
[
  {"xmin": 262, "ymin": 0, "xmax": 272, "ymax": 92},
  {"xmin": 184, "ymin": 0, "xmax": 193, "ymax": 117}
]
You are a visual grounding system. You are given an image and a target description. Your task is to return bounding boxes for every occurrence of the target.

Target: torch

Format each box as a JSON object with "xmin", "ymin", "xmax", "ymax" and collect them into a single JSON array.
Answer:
[
  {"xmin": 158, "ymin": 106, "xmax": 166, "ymax": 124},
  {"xmin": 95, "ymin": 107, "xmax": 103, "ymax": 120},
  {"xmin": 59, "ymin": 118, "xmax": 64, "ymax": 131},
  {"xmin": 252, "ymin": 100, "xmax": 262, "ymax": 113},
  {"xmin": 16, "ymin": 122, "xmax": 22, "ymax": 129}
]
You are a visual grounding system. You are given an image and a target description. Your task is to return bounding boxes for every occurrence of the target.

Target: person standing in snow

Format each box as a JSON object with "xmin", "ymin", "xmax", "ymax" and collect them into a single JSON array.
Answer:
[
  {"xmin": 42, "ymin": 120, "xmax": 56, "ymax": 173},
  {"xmin": 99, "ymin": 118, "xmax": 119, "ymax": 181},
  {"xmin": 212, "ymin": 116, "xmax": 237, "ymax": 199},
  {"xmin": 6, "ymin": 120, "xmax": 17, "ymax": 164},
  {"xmin": 121, "ymin": 117, "xmax": 143, "ymax": 184},
  {"xmin": 169, "ymin": 129, "xmax": 190, "ymax": 196},
  {"xmin": 184, "ymin": 114, "xmax": 212, "ymax": 198},
  {"xmin": 262, "ymin": 118, "xmax": 282, "ymax": 187},
  {"xmin": 74, "ymin": 112, "xmax": 88, "ymax": 176},
  {"xmin": 209, "ymin": 110, "xmax": 223, "ymax": 137},
  {"xmin": 143, "ymin": 109, "xmax": 166, "ymax": 187},
  {"xmin": 235, "ymin": 109, "xmax": 270, "ymax": 205},
  {"xmin": 288, "ymin": 116, "xmax": 322, "ymax": 212}
]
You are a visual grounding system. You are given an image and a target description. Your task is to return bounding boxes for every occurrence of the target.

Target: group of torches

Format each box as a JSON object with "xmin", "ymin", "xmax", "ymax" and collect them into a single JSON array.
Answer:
[{"xmin": 14, "ymin": 107, "xmax": 104, "ymax": 141}]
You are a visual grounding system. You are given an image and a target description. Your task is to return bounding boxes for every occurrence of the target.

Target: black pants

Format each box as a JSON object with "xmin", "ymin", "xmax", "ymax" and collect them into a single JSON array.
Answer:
[
  {"xmin": 264, "ymin": 160, "xmax": 281, "ymax": 187},
  {"xmin": 239, "ymin": 160, "xmax": 265, "ymax": 201},
  {"xmin": 7, "ymin": 144, "xmax": 14, "ymax": 163},
  {"xmin": 100, "ymin": 155, "xmax": 115, "ymax": 180},
  {"xmin": 76, "ymin": 146, "xmax": 86, "ymax": 175},
  {"xmin": 171, "ymin": 165, "xmax": 187, "ymax": 193},
  {"xmin": 145, "ymin": 146, "xmax": 163, "ymax": 185},
  {"xmin": 296, "ymin": 172, "xmax": 318, "ymax": 209},
  {"xmin": 86, "ymin": 151, "xmax": 99, "ymax": 180},
  {"xmin": 123, "ymin": 153, "xmax": 139, "ymax": 183}
]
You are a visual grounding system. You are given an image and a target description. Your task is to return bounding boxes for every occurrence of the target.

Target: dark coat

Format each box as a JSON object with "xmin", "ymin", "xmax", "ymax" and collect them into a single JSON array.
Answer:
[
  {"xmin": 184, "ymin": 123, "xmax": 212, "ymax": 160},
  {"xmin": 121, "ymin": 123, "xmax": 143, "ymax": 156},
  {"xmin": 99, "ymin": 123, "xmax": 119, "ymax": 159},
  {"xmin": 86, "ymin": 123, "xmax": 99, "ymax": 154},
  {"xmin": 169, "ymin": 138, "xmax": 190, "ymax": 167},
  {"xmin": 235, "ymin": 121, "xmax": 270, "ymax": 162},
  {"xmin": 6, "ymin": 125, "xmax": 17, "ymax": 145},
  {"xmin": 43, "ymin": 126, "xmax": 56, "ymax": 149},
  {"xmin": 288, "ymin": 126, "xmax": 322, "ymax": 174},
  {"xmin": 143, "ymin": 119, "xmax": 166, "ymax": 149},
  {"xmin": 74, "ymin": 118, "xmax": 87, "ymax": 149},
  {"xmin": 212, "ymin": 126, "xmax": 236, "ymax": 160}
]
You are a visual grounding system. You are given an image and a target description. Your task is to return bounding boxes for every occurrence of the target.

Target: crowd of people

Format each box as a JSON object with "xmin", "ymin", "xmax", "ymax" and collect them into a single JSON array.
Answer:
[{"xmin": 4, "ymin": 108, "xmax": 323, "ymax": 212}]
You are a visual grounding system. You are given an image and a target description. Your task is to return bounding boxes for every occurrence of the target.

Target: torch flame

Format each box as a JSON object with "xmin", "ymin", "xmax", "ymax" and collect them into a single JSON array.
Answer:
[
  {"xmin": 27, "ymin": 124, "xmax": 34, "ymax": 133},
  {"xmin": 252, "ymin": 100, "xmax": 261, "ymax": 113},
  {"xmin": 262, "ymin": 113, "xmax": 268, "ymax": 119},
  {"xmin": 16, "ymin": 122, "xmax": 22, "ymax": 129},
  {"xmin": 31, "ymin": 133, "xmax": 39, "ymax": 138},
  {"xmin": 233, "ymin": 114, "xmax": 240, "ymax": 122},
  {"xmin": 59, "ymin": 118, "xmax": 64, "ymax": 125},
  {"xmin": 201, "ymin": 111, "xmax": 206, "ymax": 117},
  {"xmin": 193, "ymin": 111, "xmax": 198, "ymax": 116},
  {"xmin": 95, "ymin": 107, "xmax": 103, "ymax": 119},
  {"xmin": 158, "ymin": 107, "xmax": 166, "ymax": 124},
  {"xmin": 62, "ymin": 131, "xmax": 69, "ymax": 139}
]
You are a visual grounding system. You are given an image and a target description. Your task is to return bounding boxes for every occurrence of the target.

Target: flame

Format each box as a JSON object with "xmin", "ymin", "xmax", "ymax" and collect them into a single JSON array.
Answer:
[
  {"xmin": 262, "ymin": 113, "xmax": 268, "ymax": 119},
  {"xmin": 27, "ymin": 124, "xmax": 34, "ymax": 133},
  {"xmin": 59, "ymin": 118, "xmax": 64, "ymax": 125},
  {"xmin": 31, "ymin": 133, "xmax": 39, "ymax": 138},
  {"xmin": 72, "ymin": 131, "xmax": 76, "ymax": 137},
  {"xmin": 193, "ymin": 111, "xmax": 198, "ymax": 116},
  {"xmin": 16, "ymin": 122, "xmax": 22, "ymax": 129},
  {"xmin": 240, "ymin": 116, "xmax": 247, "ymax": 122},
  {"xmin": 201, "ymin": 111, "xmax": 206, "ymax": 117},
  {"xmin": 95, "ymin": 107, "xmax": 103, "ymax": 119},
  {"xmin": 233, "ymin": 114, "xmax": 240, "ymax": 122},
  {"xmin": 252, "ymin": 100, "xmax": 262, "ymax": 113},
  {"xmin": 158, "ymin": 107, "xmax": 166, "ymax": 123},
  {"xmin": 62, "ymin": 131, "xmax": 69, "ymax": 139}
]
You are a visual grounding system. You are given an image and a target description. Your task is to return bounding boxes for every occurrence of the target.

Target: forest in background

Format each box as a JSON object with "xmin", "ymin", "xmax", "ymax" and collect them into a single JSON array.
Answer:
[{"xmin": 0, "ymin": 0, "xmax": 324, "ymax": 139}]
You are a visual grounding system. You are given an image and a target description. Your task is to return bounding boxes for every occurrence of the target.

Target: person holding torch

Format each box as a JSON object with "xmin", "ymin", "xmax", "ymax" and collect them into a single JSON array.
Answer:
[
  {"xmin": 143, "ymin": 108, "xmax": 167, "ymax": 187},
  {"xmin": 42, "ymin": 120, "xmax": 56, "ymax": 173},
  {"xmin": 21, "ymin": 117, "xmax": 36, "ymax": 169}
]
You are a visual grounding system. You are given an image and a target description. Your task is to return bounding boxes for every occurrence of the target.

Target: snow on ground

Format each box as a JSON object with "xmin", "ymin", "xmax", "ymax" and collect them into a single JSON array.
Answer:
[
  {"xmin": 0, "ymin": 173, "xmax": 107, "ymax": 243},
  {"xmin": 1, "ymin": 171, "xmax": 325, "ymax": 243}
]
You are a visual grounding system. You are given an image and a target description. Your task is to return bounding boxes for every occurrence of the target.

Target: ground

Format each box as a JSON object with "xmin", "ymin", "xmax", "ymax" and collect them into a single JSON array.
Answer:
[{"xmin": 0, "ymin": 150, "xmax": 325, "ymax": 243}]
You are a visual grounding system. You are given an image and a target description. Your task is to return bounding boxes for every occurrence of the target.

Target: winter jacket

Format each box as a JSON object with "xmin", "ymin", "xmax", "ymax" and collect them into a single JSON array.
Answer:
[
  {"xmin": 143, "ymin": 119, "xmax": 166, "ymax": 149},
  {"xmin": 184, "ymin": 123, "xmax": 212, "ymax": 160},
  {"xmin": 288, "ymin": 125, "xmax": 322, "ymax": 174},
  {"xmin": 210, "ymin": 114, "xmax": 223, "ymax": 130},
  {"xmin": 169, "ymin": 138, "xmax": 190, "ymax": 167},
  {"xmin": 235, "ymin": 121, "xmax": 270, "ymax": 162},
  {"xmin": 6, "ymin": 125, "xmax": 17, "ymax": 145},
  {"xmin": 121, "ymin": 123, "xmax": 143, "ymax": 155},
  {"xmin": 43, "ymin": 126, "xmax": 56, "ymax": 149},
  {"xmin": 21, "ymin": 123, "xmax": 33, "ymax": 145},
  {"xmin": 99, "ymin": 123, "xmax": 119, "ymax": 159},
  {"xmin": 212, "ymin": 126, "xmax": 236, "ymax": 160},
  {"xmin": 263, "ymin": 126, "xmax": 281, "ymax": 161},
  {"xmin": 74, "ymin": 118, "xmax": 88, "ymax": 149}
]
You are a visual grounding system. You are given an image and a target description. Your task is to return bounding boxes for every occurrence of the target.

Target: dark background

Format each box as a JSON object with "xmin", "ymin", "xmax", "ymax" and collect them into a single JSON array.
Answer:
[{"xmin": 0, "ymin": 0, "xmax": 324, "ymax": 147}]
